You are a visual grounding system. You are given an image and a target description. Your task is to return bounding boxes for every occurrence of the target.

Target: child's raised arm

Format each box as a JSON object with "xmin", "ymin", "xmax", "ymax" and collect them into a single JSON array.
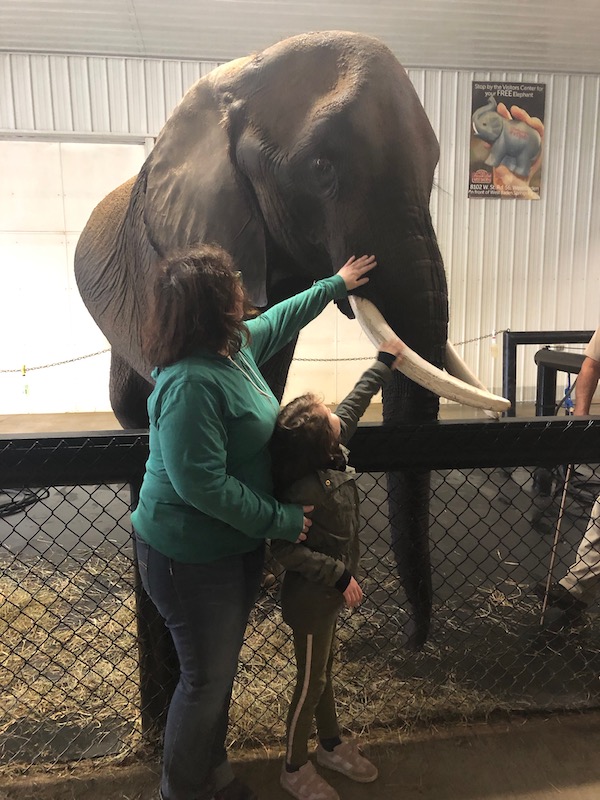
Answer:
[{"xmin": 335, "ymin": 339, "xmax": 403, "ymax": 445}]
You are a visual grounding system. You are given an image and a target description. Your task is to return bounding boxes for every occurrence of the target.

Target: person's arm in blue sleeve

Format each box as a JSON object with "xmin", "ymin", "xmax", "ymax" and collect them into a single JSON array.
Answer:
[{"xmin": 157, "ymin": 379, "xmax": 303, "ymax": 542}]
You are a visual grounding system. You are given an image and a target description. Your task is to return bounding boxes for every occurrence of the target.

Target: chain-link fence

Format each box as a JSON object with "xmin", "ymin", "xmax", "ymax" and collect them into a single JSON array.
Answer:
[{"xmin": 1, "ymin": 420, "xmax": 600, "ymax": 773}]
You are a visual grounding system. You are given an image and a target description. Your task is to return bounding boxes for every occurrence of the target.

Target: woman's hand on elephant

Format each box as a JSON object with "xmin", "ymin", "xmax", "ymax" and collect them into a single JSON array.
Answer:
[
  {"xmin": 379, "ymin": 338, "xmax": 404, "ymax": 370},
  {"xmin": 337, "ymin": 254, "xmax": 377, "ymax": 290},
  {"xmin": 343, "ymin": 576, "xmax": 363, "ymax": 608},
  {"xmin": 294, "ymin": 505, "xmax": 314, "ymax": 543},
  {"xmin": 493, "ymin": 103, "xmax": 544, "ymax": 199}
]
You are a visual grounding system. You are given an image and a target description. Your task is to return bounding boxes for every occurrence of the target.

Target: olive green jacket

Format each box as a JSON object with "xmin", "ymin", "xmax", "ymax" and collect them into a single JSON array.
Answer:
[{"xmin": 271, "ymin": 360, "xmax": 394, "ymax": 629}]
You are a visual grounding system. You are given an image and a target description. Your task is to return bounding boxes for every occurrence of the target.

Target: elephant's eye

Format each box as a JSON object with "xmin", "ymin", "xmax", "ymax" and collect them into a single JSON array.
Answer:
[
  {"xmin": 312, "ymin": 158, "xmax": 337, "ymax": 194},
  {"xmin": 314, "ymin": 157, "xmax": 333, "ymax": 173}
]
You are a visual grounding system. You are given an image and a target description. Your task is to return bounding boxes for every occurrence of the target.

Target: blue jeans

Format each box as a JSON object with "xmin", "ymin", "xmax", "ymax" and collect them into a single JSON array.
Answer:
[{"xmin": 135, "ymin": 535, "xmax": 265, "ymax": 800}]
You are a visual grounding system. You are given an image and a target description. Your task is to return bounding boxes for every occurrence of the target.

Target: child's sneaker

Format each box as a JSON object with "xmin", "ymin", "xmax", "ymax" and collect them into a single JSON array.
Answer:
[
  {"xmin": 280, "ymin": 761, "xmax": 340, "ymax": 800},
  {"xmin": 316, "ymin": 740, "xmax": 378, "ymax": 783}
]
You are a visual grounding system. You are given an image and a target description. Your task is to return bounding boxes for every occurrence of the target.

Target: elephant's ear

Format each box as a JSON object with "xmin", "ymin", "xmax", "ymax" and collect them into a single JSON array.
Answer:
[{"xmin": 143, "ymin": 65, "xmax": 267, "ymax": 307}]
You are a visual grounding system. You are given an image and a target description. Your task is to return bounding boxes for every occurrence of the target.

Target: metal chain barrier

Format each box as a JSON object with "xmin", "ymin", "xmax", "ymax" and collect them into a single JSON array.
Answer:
[
  {"xmin": 0, "ymin": 350, "xmax": 110, "ymax": 374},
  {"xmin": 0, "ymin": 331, "xmax": 506, "ymax": 371}
]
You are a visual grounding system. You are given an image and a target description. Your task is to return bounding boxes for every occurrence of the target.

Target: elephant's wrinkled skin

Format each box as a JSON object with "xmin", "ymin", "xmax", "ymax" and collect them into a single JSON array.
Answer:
[{"xmin": 76, "ymin": 31, "xmax": 469, "ymax": 649}]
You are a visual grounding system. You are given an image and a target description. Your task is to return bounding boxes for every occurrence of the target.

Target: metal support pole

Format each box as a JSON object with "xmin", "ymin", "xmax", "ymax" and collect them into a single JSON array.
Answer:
[
  {"xmin": 536, "ymin": 360, "xmax": 558, "ymax": 416},
  {"xmin": 540, "ymin": 464, "xmax": 573, "ymax": 624}
]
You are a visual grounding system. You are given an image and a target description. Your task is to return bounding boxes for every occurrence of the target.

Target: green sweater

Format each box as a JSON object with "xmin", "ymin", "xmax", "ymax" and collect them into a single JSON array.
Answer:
[{"xmin": 131, "ymin": 274, "xmax": 346, "ymax": 563}]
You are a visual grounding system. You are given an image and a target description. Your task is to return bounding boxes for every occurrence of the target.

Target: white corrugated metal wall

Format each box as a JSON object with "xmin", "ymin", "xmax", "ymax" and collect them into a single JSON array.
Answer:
[
  {"xmin": 0, "ymin": 54, "xmax": 220, "ymax": 135},
  {"xmin": 1, "ymin": 52, "xmax": 599, "ymax": 406}
]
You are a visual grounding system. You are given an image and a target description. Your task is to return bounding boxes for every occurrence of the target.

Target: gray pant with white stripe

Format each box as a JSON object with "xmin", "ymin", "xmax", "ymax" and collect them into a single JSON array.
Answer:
[{"xmin": 286, "ymin": 617, "xmax": 341, "ymax": 767}]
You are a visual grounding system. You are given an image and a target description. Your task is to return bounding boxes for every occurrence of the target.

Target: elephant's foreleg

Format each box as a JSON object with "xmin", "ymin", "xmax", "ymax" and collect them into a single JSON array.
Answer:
[
  {"xmin": 484, "ymin": 139, "xmax": 505, "ymax": 169},
  {"xmin": 388, "ymin": 469, "xmax": 433, "ymax": 650},
  {"xmin": 109, "ymin": 351, "xmax": 153, "ymax": 429}
]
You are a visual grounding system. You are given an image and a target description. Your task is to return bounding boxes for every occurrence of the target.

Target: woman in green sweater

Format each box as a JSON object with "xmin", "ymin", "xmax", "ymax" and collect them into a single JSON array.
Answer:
[{"xmin": 131, "ymin": 244, "xmax": 375, "ymax": 800}]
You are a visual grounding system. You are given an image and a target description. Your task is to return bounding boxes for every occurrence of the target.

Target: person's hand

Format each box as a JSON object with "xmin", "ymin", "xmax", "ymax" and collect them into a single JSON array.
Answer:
[
  {"xmin": 493, "ymin": 103, "xmax": 544, "ymax": 199},
  {"xmin": 295, "ymin": 505, "xmax": 314, "ymax": 543},
  {"xmin": 337, "ymin": 255, "xmax": 377, "ymax": 290},
  {"xmin": 343, "ymin": 576, "xmax": 363, "ymax": 608},
  {"xmin": 379, "ymin": 338, "xmax": 404, "ymax": 369}
]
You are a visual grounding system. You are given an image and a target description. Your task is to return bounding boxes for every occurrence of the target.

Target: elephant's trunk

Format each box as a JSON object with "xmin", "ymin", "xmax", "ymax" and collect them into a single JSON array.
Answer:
[
  {"xmin": 384, "ymin": 371, "xmax": 436, "ymax": 649},
  {"xmin": 349, "ymin": 300, "xmax": 507, "ymax": 647},
  {"xmin": 473, "ymin": 94, "xmax": 497, "ymax": 123},
  {"xmin": 347, "ymin": 202, "xmax": 506, "ymax": 648},
  {"xmin": 359, "ymin": 209, "xmax": 445, "ymax": 649},
  {"xmin": 352, "ymin": 283, "xmax": 437, "ymax": 652}
]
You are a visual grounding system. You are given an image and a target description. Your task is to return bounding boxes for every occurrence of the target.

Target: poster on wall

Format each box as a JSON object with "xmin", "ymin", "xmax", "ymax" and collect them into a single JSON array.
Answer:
[{"xmin": 469, "ymin": 81, "xmax": 546, "ymax": 199}]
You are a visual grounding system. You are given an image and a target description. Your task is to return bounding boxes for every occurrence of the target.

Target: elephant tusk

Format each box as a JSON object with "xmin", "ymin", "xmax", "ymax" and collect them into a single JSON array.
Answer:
[
  {"xmin": 445, "ymin": 341, "xmax": 502, "ymax": 419},
  {"xmin": 445, "ymin": 340, "xmax": 487, "ymax": 390},
  {"xmin": 349, "ymin": 296, "xmax": 511, "ymax": 414}
]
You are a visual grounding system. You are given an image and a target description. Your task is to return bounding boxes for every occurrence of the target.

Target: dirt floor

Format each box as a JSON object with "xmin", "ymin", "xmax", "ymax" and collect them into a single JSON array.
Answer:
[{"xmin": 1, "ymin": 711, "xmax": 600, "ymax": 800}]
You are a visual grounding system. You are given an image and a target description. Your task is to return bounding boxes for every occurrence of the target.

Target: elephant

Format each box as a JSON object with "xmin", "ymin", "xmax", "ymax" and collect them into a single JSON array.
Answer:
[
  {"xmin": 75, "ymin": 31, "xmax": 507, "ymax": 653},
  {"xmin": 471, "ymin": 94, "xmax": 542, "ymax": 177}
]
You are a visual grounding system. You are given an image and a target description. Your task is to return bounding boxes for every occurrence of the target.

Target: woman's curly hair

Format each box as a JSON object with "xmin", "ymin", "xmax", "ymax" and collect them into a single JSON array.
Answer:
[
  {"xmin": 142, "ymin": 244, "xmax": 255, "ymax": 367},
  {"xmin": 271, "ymin": 393, "xmax": 343, "ymax": 497}
]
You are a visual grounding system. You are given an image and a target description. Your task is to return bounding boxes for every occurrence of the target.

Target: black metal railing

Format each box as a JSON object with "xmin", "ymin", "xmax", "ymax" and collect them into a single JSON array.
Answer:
[
  {"xmin": 501, "ymin": 330, "xmax": 593, "ymax": 416},
  {"xmin": 1, "ymin": 418, "xmax": 600, "ymax": 770}
]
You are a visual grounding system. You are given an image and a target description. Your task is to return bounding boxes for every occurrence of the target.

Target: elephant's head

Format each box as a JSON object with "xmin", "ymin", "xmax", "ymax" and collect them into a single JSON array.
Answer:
[
  {"xmin": 141, "ymin": 32, "xmax": 506, "ymax": 416},
  {"xmin": 472, "ymin": 95, "xmax": 504, "ymax": 143}
]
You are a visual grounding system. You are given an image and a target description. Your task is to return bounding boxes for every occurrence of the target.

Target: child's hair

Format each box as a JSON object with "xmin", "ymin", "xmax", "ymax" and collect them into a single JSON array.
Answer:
[{"xmin": 271, "ymin": 393, "xmax": 343, "ymax": 496}]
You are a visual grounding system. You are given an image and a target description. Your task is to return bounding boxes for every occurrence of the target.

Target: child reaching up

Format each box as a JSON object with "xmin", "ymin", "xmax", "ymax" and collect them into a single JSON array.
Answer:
[{"xmin": 270, "ymin": 340, "xmax": 403, "ymax": 800}]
